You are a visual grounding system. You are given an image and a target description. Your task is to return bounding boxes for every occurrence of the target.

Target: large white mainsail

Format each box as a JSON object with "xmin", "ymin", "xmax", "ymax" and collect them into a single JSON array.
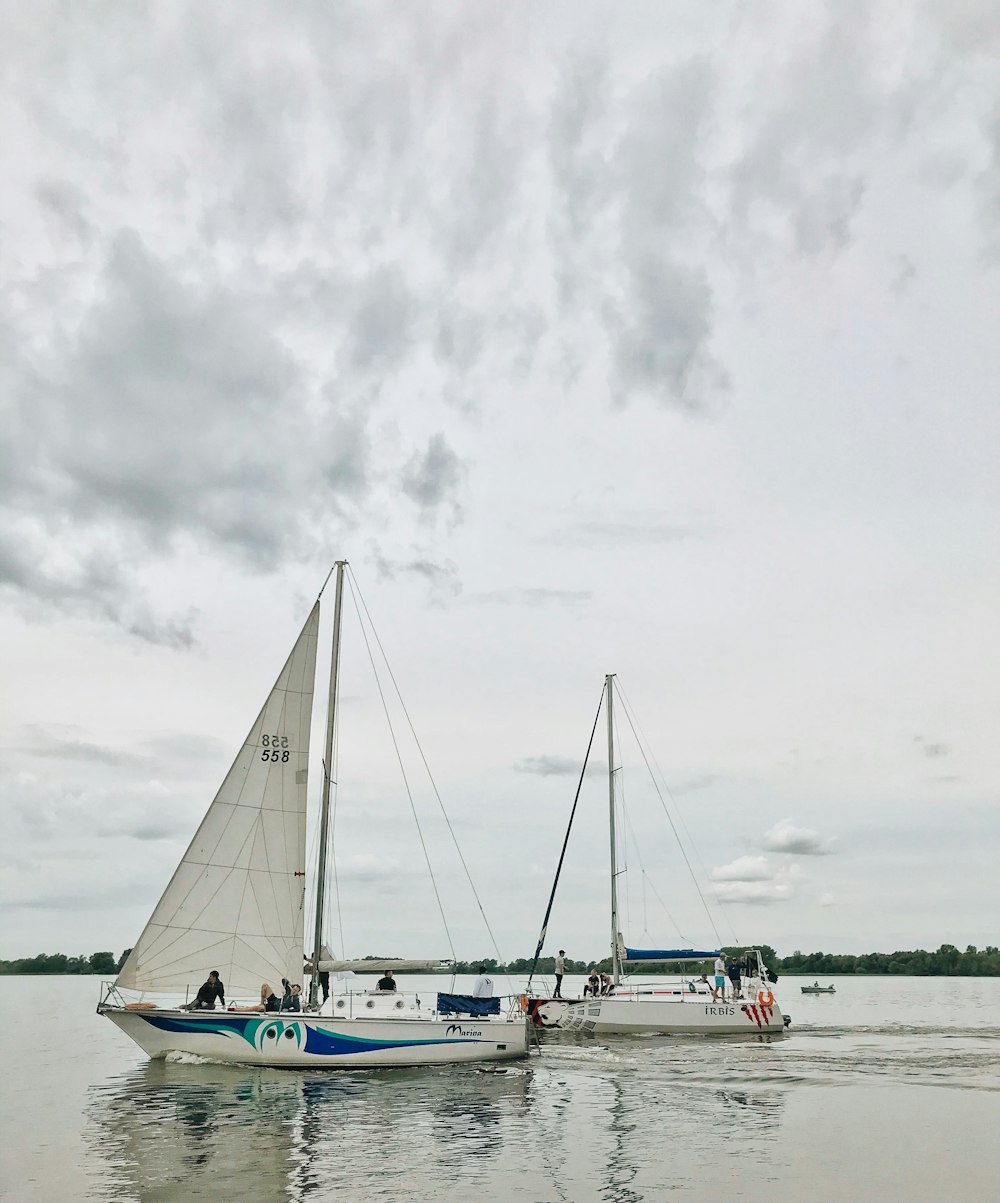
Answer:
[{"xmin": 115, "ymin": 604, "xmax": 320, "ymax": 1001}]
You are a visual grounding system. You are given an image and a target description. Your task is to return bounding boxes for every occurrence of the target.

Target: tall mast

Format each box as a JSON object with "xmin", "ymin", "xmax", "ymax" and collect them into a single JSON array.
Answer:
[
  {"xmin": 606, "ymin": 673, "xmax": 621, "ymax": 986},
  {"xmin": 309, "ymin": 559, "xmax": 347, "ymax": 1008}
]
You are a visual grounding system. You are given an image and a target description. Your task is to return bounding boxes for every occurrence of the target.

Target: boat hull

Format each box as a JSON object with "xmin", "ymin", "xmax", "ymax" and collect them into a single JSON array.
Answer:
[
  {"xmin": 100, "ymin": 1007, "xmax": 529, "ymax": 1067},
  {"xmin": 527, "ymin": 994, "xmax": 787, "ymax": 1035}
]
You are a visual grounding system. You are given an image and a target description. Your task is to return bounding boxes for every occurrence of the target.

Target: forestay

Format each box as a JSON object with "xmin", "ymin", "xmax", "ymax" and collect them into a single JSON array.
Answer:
[{"xmin": 115, "ymin": 604, "xmax": 320, "ymax": 1001}]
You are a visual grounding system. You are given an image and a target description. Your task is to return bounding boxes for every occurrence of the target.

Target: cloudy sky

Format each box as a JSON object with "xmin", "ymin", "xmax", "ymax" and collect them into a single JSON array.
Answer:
[{"xmin": 2, "ymin": 2, "xmax": 998, "ymax": 965}]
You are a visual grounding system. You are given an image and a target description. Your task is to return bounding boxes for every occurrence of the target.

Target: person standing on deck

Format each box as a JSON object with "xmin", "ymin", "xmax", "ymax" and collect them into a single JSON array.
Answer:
[
  {"xmin": 473, "ymin": 967, "xmax": 494, "ymax": 998},
  {"xmin": 727, "ymin": 958, "xmax": 743, "ymax": 1000},
  {"xmin": 713, "ymin": 954, "xmax": 727, "ymax": 1002},
  {"xmin": 554, "ymin": 950, "xmax": 566, "ymax": 998}
]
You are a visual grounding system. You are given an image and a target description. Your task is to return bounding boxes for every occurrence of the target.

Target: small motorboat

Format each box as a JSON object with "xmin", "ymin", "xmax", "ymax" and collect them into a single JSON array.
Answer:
[{"xmin": 800, "ymin": 983, "xmax": 836, "ymax": 994}]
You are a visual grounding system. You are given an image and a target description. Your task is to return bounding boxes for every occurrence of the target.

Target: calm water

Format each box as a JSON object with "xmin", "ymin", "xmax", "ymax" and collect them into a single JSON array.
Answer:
[{"xmin": 2, "ymin": 974, "xmax": 998, "ymax": 1202}]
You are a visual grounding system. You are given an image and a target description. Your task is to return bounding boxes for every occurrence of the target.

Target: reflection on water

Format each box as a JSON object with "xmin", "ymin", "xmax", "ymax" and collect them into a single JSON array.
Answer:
[
  {"xmin": 86, "ymin": 1062, "xmax": 534, "ymax": 1202},
  {"xmin": 85, "ymin": 1044, "xmax": 793, "ymax": 1202}
]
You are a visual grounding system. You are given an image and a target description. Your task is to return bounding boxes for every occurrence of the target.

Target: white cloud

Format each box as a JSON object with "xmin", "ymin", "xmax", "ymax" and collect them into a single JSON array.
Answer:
[
  {"xmin": 761, "ymin": 819, "xmax": 839, "ymax": 856},
  {"xmin": 711, "ymin": 855, "xmax": 774, "ymax": 882}
]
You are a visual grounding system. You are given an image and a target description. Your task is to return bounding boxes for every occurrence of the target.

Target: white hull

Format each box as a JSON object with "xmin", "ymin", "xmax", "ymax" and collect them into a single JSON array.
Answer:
[
  {"xmin": 101, "ymin": 1007, "xmax": 529, "ymax": 1067},
  {"xmin": 531, "ymin": 993, "xmax": 787, "ymax": 1035}
]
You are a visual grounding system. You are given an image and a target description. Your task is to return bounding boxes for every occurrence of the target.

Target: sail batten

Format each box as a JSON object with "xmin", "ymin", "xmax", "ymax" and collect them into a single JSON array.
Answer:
[{"xmin": 116, "ymin": 603, "xmax": 320, "ymax": 1000}]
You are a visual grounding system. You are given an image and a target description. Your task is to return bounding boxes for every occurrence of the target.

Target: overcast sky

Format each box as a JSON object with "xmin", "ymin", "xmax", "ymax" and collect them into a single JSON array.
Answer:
[{"xmin": 2, "ymin": 2, "xmax": 998, "ymax": 965}]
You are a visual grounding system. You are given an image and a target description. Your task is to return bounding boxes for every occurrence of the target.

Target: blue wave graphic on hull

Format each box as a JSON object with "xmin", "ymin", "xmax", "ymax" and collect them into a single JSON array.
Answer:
[{"xmin": 136, "ymin": 1013, "xmax": 487, "ymax": 1056}]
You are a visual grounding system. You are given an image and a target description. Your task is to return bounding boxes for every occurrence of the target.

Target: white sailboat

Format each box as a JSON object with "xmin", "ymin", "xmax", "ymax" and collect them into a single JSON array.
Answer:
[
  {"xmin": 526, "ymin": 674, "xmax": 788, "ymax": 1036},
  {"xmin": 99, "ymin": 561, "xmax": 529, "ymax": 1067}
]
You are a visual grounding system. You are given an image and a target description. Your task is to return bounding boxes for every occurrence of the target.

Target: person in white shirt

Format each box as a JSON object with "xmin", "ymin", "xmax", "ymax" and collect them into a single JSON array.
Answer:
[
  {"xmin": 554, "ymin": 950, "xmax": 566, "ymax": 998},
  {"xmin": 713, "ymin": 955, "xmax": 726, "ymax": 1002},
  {"xmin": 472, "ymin": 966, "xmax": 494, "ymax": 998}
]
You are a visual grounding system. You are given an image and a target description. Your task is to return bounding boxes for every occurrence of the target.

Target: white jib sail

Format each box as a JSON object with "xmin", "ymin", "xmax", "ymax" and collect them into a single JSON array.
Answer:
[{"xmin": 116, "ymin": 603, "xmax": 320, "ymax": 1002}]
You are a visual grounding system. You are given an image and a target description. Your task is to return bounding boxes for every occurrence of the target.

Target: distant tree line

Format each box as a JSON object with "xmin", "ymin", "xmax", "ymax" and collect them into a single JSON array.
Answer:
[
  {"xmin": 777, "ymin": 944, "xmax": 1000, "ymax": 976},
  {"xmin": 0, "ymin": 950, "xmax": 129, "ymax": 975},
  {"xmin": 3, "ymin": 943, "xmax": 998, "ymax": 976},
  {"xmin": 423, "ymin": 943, "xmax": 1000, "ymax": 978}
]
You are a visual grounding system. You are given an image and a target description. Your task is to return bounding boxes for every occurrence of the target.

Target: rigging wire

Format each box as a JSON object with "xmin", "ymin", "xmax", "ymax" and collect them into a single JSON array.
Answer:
[
  {"xmin": 611, "ymin": 714, "xmax": 633, "ymax": 956},
  {"xmin": 344, "ymin": 572, "xmax": 458, "ymax": 964},
  {"xmin": 328, "ymin": 699, "xmax": 345, "ymax": 961},
  {"xmin": 617, "ymin": 799, "xmax": 691, "ymax": 945},
  {"xmin": 526, "ymin": 682, "xmax": 606, "ymax": 992},
  {"xmin": 614, "ymin": 701, "xmax": 693, "ymax": 945},
  {"xmin": 614, "ymin": 680, "xmax": 741, "ymax": 946},
  {"xmin": 346, "ymin": 566, "xmax": 513, "ymax": 974},
  {"xmin": 612, "ymin": 679, "xmax": 725, "ymax": 948}
]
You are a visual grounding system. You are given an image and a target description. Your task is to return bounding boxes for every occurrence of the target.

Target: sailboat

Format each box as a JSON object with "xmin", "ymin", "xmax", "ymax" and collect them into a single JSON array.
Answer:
[
  {"xmin": 525, "ymin": 674, "xmax": 788, "ymax": 1035},
  {"xmin": 99, "ymin": 561, "xmax": 529, "ymax": 1067}
]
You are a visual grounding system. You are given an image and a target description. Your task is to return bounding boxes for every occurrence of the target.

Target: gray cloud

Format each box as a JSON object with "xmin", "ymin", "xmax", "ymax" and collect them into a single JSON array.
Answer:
[
  {"xmin": 914, "ymin": 736, "xmax": 950, "ymax": 759},
  {"xmin": 541, "ymin": 518, "xmax": 703, "ymax": 549},
  {"xmin": 347, "ymin": 266, "xmax": 418, "ymax": 372},
  {"xmin": 468, "ymin": 588, "xmax": 591, "ymax": 607},
  {"xmin": 371, "ymin": 552, "xmax": 462, "ymax": 602},
  {"xmin": 21, "ymin": 726, "xmax": 147, "ymax": 767},
  {"xmin": 0, "ymin": 230, "xmax": 372, "ymax": 639},
  {"xmin": 514, "ymin": 755, "xmax": 606, "ymax": 778},
  {"xmin": 400, "ymin": 434, "xmax": 467, "ymax": 515},
  {"xmin": 726, "ymin": 9, "xmax": 887, "ymax": 255}
]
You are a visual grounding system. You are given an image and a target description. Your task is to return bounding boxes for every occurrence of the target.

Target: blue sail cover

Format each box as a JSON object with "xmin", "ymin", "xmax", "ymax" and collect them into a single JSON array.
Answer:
[
  {"xmin": 436, "ymin": 993, "xmax": 501, "ymax": 1017},
  {"xmin": 624, "ymin": 948, "xmax": 719, "ymax": 961}
]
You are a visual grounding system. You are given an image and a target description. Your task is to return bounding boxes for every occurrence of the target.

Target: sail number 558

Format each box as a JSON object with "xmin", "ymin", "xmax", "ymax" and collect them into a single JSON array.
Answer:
[{"xmin": 261, "ymin": 734, "xmax": 290, "ymax": 762}]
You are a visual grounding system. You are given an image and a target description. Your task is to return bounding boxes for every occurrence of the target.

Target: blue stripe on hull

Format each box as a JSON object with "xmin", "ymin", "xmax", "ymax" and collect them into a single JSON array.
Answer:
[{"xmin": 136, "ymin": 1012, "xmax": 487, "ymax": 1056}]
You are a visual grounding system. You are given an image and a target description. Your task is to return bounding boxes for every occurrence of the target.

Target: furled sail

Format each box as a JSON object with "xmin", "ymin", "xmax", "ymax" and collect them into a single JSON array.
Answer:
[
  {"xmin": 314, "ymin": 958, "xmax": 450, "ymax": 972},
  {"xmin": 623, "ymin": 948, "xmax": 719, "ymax": 962},
  {"xmin": 116, "ymin": 604, "xmax": 320, "ymax": 1001}
]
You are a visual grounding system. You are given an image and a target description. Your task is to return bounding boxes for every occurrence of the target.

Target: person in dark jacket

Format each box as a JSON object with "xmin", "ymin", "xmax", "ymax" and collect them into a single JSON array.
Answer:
[
  {"xmin": 285, "ymin": 984, "xmax": 302, "ymax": 1011},
  {"xmin": 192, "ymin": 970, "xmax": 225, "ymax": 1010},
  {"xmin": 279, "ymin": 978, "xmax": 293, "ymax": 1010},
  {"xmin": 727, "ymin": 959, "xmax": 743, "ymax": 1000}
]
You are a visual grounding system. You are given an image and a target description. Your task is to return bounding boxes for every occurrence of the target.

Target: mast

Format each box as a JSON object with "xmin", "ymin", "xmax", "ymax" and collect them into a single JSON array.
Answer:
[
  {"xmin": 606, "ymin": 673, "xmax": 621, "ymax": 986},
  {"xmin": 309, "ymin": 560, "xmax": 347, "ymax": 1008}
]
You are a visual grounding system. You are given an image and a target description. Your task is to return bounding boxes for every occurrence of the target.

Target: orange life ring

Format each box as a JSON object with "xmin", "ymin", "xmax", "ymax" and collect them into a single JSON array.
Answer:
[
  {"xmin": 758, "ymin": 989, "xmax": 774, "ymax": 1007},
  {"xmin": 519, "ymin": 994, "xmax": 529, "ymax": 1012}
]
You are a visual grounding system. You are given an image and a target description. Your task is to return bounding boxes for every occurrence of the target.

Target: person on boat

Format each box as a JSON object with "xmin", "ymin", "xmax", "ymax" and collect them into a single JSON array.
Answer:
[
  {"xmin": 229, "ymin": 983, "xmax": 280, "ymax": 1012},
  {"xmin": 553, "ymin": 949, "xmax": 566, "ymax": 998},
  {"xmin": 376, "ymin": 969, "xmax": 397, "ymax": 992},
  {"xmin": 813, "ymin": 980, "xmax": 820, "ymax": 987},
  {"xmin": 727, "ymin": 958, "xmax": 743, "ymax": 1000},
  {"xmin": 191, "ymin": 970, "xmax": 225, "ymax": 1010},
  {"xmin": 600, "ymin": 974, "xmax": 615, "ymax": 996},
  {"xmin": 279, "ymin": 978, "xmax": 293, "ymax": 1010},
  {"xmin": 319, "ymin": 970, "xmax": 330, "ymax": 1003},
  {"xmin": 583, "ymin": 968, "xmax": 601, "ymax": 997},
  {"xmin": 284, "ymin": 984, "xmax": 302, "ymax": 1012},
  {"xmin": 472, "ymin": 967, "xmax": 494, "ymax": 998},
  {"xmin": 713, "ymin": 955, "xmax": 727, "ymax": 1003}
]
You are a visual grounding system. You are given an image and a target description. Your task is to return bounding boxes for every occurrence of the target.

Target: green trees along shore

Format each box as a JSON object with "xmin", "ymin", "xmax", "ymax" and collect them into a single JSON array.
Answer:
[{"xmin": 1, "ymin": 943, "xmax": 998, "ymax": 976}]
